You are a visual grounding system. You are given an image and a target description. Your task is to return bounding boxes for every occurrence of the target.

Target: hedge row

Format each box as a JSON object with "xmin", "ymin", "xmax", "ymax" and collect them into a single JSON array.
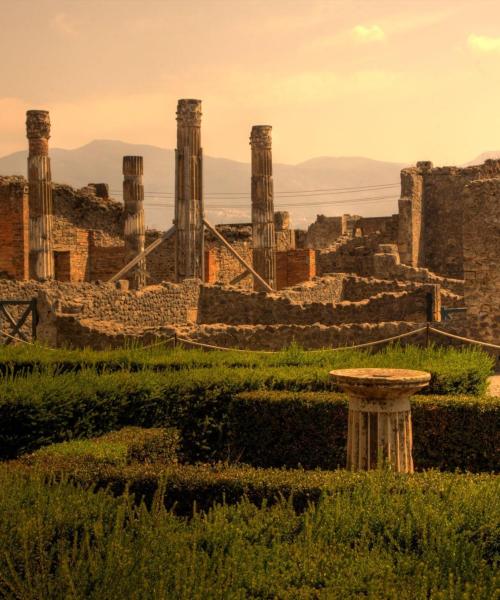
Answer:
[
  {"xmin": 1, "ymin": 368, "xmax": 498, "ymax": 471},
  {"xmin": 10, "ymin": 458, "xmax": 500, "ymax": 515},
  {"xmin": 0, "ymin": 343, "xmax": 493, "ymax": 395},
  {"xmin": 1, "ymin": 466, "xmax": 497, "ymax": 598},
  {"xmin": 23, "ymin": 426, "xmax": 180, "ymax": 468}
]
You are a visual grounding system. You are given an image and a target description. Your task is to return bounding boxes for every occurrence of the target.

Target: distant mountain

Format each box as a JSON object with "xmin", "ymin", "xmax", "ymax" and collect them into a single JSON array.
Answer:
[
  {"xmin": 464, "ymin": 151, "xmax": 500, "ymax": 166},
  {"xmin": 0, "ymin": 140, "xmax": 407, "ymax": 230}
]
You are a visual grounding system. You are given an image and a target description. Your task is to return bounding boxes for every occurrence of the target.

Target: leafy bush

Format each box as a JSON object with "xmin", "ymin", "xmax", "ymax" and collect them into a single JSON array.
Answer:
[
  {"xmin": 0, "ymin": 343, "xmax": 493, "ymax": 396},
  {"xmin": 231, "ymin": 391, "xmax": 500, "ymax": 472},
  {"xmin": 0, "ymin": 465, "xmax": 498, "ymax": 598},
  {"xmin": 21, "ymin": 427, "xmax": 180, "ymax": 468},
  {"xmin": 1, "ymin": 367, "xmax": 497, "ymax": 471}
]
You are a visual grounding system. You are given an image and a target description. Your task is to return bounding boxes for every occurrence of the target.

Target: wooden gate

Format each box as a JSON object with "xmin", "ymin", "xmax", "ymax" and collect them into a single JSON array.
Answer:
[{"xmin": 0, "ymin": 299, "xmax": 38, "ymax": 345}]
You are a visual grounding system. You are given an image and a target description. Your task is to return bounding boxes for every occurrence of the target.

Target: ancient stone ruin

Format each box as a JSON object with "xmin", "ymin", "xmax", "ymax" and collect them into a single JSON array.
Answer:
[{"xmin": 0, "ymin": 102, "xmax": 498, "ymax": 350}]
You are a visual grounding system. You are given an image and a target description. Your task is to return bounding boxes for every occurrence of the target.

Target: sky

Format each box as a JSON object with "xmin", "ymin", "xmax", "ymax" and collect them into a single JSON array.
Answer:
[{"xmin": 1, "ymin": 0, "xmax": 500, "ymax": 165}]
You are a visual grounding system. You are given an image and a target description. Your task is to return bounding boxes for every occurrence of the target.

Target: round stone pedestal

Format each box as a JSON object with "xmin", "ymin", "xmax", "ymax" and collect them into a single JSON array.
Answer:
[{"xmin": 329, "ymin": 368, "xmax": 431, "ymax": 473}]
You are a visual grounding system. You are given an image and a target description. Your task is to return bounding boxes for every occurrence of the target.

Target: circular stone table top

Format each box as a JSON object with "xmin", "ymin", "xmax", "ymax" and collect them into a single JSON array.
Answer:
[{"xmin": 329, "ymin": 368, "xmax": 431, "ymax": 387}]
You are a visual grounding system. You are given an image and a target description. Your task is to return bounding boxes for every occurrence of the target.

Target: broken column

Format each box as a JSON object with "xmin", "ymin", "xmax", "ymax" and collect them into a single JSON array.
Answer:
[
  {"xmin": 250, "ymin": 125, "xmax": 276, "ymax": 290},
  {"xmin": 175, "ymin": 99, "xmax": 204, "ymax": 281},
  {"xmin": 26, "ymin": 110, "xmax": 54, "ymax": 280},
  {"xmin": 123, "ymin": 156, "xmax": 146, "ymax": 289}
]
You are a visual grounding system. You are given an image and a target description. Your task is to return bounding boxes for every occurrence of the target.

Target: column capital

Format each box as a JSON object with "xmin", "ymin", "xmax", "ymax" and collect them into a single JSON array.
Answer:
[
  {"xmin": 123, "ymin": 156, "xmax": 144, "ymax": 176},
  {"xmin": 176, "ymin": 99, "xmax": 202, "ymax": 127},
  {"xmin": 250, "ymin": 125, "xmax": 272, "ymax": 149},
  {"xmin": 26, "ymin": 110, "xmax": 51, "ymax": 140}
]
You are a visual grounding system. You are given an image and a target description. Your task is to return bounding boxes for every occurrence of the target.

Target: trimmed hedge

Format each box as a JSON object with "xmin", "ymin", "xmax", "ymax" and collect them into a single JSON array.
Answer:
[
  {"xmin": 0, "ymin": 466, "xmax": 498, "ymax": 598},
  {"xmin": 231, "ymin": 391, "xmax": 500, "ymax": 472},
  {"xmin": 0, "ymin": 343, "xmax": 493, "ymax": 396},
  {"xmin": 22, "ymin": 426, "xmax": 180, "ymax": 468},
  {"xmin": 1, "ymin": 368, "xmax": 498, "ymax": 471},
  {"xmin": 7, "ymin": 460, "xmax": 500, "ymax": 516}
]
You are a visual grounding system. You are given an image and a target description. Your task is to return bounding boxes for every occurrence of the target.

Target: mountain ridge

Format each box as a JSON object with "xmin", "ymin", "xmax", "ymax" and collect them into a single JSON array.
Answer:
[{"xmin": 3, "ymin": 140, "xmax": 490, "ymax": 230}]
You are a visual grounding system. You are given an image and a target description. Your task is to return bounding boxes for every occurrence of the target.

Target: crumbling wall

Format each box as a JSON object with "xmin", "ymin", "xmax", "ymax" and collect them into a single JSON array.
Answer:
[
  {"xmin": 305, "ymin": 215, "xmax": 343, "ymax": 249},
  {"xmin": 461, "ymin": 178, "xmax": 500, "ymax": 343},
  {"xmin": 35, "ymin": 279, "xmax": 201, "ymax": 346},
  {"xmin": 279, "ymin": 274, "xmax": 346, "ymax": 304},
  {"xmin": 52, "ymin": 184, "xmax": 124, "ymax": 282},
  {"xmin": 397, "ymin": 159, "xmax": 500, "ymax": 278},
  {"xmin": 198, "ymin": 284, "xmax": 437, "ymax": 326},
  {"xmin": 0, "ymin": 177, "xmax": 29, "ymax": 280},
  {"xmin": 181, "ymin": 321, "xmax": 423, "ymax": 351},
  {"xmin": 306, "ymin": 214, "xmax": 398, "ymax": 250}
]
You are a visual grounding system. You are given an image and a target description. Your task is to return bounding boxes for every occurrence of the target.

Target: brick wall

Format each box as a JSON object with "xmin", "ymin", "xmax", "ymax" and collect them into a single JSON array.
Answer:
[
  {"xmin": 0, "ymin": 177, "xmax": 29, "ymax": 280},
  {"xmin": 276, "ymin": 249, "xmax": 316, "ymax": 289}
]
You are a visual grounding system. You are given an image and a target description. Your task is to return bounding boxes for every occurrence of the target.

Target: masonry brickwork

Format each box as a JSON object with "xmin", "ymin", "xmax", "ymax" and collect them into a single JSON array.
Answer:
[
  {"xmin": 397, "ymin": 159, "xmax": 500, "ymax": 278},
  {"xmin": 306, "ymin": 214, "xmax": 398, "ymax": 250},
  {"xmin": 461, "ymin": 178, "xmax": 500, "ymax": 343},
  {"xmin": 0, "ymin": 177, "xmax": 29, "ymax": 280}
]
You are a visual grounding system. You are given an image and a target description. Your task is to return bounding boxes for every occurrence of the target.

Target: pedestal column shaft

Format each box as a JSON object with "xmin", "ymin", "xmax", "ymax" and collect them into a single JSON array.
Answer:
[
  {"xmin": 346, "ymin": 396, "xmax": 413, "ymax": 472},
  {"xmin": 175, "ymin": 99, "xmax": 204, "ymax": 281},
  {"xmin": 250, "ymin": 125, "xmax": 276, "ymax": 291},
  {"xmin": 26, "ymin": 110, "xmax": 54, "ymax": 280},
  {"xmin": 123, "ymin": 156, "xmax": 146, "ymax": 289}
]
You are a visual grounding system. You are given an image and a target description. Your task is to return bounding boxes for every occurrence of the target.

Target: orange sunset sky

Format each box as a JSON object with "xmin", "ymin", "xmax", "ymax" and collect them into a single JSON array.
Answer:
[{"xmin": 1, "ymin": 0, "xmax": 500, "ymax": 165}]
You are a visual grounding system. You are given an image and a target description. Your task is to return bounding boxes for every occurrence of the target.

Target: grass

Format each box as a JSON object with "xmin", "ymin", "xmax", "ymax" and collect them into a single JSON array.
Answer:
[
  {"xmin": 0, "ymin": 342, "xmax": 494, "ymax": 393},
  {"xmin": 0, "ymin": 466, "xmax": 497, "ymax": 599}
]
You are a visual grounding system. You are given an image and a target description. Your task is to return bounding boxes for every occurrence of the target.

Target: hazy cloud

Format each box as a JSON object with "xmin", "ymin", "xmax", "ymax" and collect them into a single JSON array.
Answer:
[
  {"xmin": 352, "ymin": 24, "xmax": 386, "ymax": 43},
  {"xmin": 467, "ymin": 33, "xmax": 500, "ymax": 53},
  {"xmin": 50, "ymin": 13, "xmax": 78, "ymax": 37}
]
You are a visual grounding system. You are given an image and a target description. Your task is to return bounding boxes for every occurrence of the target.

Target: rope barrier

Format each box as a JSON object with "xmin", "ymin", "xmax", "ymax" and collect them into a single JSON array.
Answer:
[
  {"xmin": 0, "ymin": 328, "xmax": 35, "ymax": 346},
  {"xmin": 174, "ymin": 326, "xmax": 428, "ymax": 354},
  {"xmin": 1, "ymin": 325, "xmax": 497, "ymax": 353},
  {"xmin": 428, "ymin": 327, "xmax": 500, "ymax": 351}
]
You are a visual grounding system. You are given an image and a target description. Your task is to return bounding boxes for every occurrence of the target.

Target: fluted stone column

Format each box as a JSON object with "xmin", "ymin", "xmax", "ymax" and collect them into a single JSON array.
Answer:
[
  {"xmin": 330, "ymin": 368, "xmax": 430, "ymax": 473},
  {"xmin": 250, "ymin": 125, "xmax": 276, "ymax": 291},
  {"xmin": 123, "ymin": 156, "xmax": 146, "ymax": 289},
  {"xmin": 175, "ymin": 99, "xmax": 204, "ymax": 281},
  {"xmin": 26, "ymin": 110, "xmax": 54, "ymax": 280}
]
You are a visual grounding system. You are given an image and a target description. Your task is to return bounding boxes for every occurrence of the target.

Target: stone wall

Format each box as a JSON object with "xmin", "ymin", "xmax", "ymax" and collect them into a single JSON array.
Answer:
[
  {"xmin": 397, "ymin": 159, "xmax": 500, "ymax": 278},
  {"xmin": 198, "ymin": 284, "xmax": 438, "ymax": 326},
  {"xmin": 52, "ymin": 184, "xmax": 124, "ymax": 282},
  {"xmin": 461, "ymin": 178, "xmax": 500, "ymax": 343},
  {"xmin": 279, "ymin": 275, "xmax": 345, "ymax": 304},
  {"xmin": 306, "ymin": 214, "xmax": 398, "ymax": 250},
  {"xmin": 181, "ymin": 321, "xmax": 423, "ymax": 351},
  {"xmin": 36, "ymin": 279, "xmax": 201, "ymax": 347},
  {"xmin": 305, "ymin": 215, "xmax": 343, "ymax": 249},
  {"xmin": 0, "ymin": 177, "xmax": 29, "ymax": 280},
  {"xmin": 317, "ymin": 234, "xmax": 384, "ymax": 277}
]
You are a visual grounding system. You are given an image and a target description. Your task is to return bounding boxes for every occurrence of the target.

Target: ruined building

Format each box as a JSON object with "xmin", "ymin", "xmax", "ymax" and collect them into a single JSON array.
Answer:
[{"xmin": 0, "ymin": 103, "xmax": 498, "ymax": 349}]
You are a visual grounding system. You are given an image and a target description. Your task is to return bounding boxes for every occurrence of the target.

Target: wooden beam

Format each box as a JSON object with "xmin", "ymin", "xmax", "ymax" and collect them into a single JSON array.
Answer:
[
  {"xmin": 108, "ymin": 226, "xmax": 176, "ymax": 284},
  {"xmin": 229, "ymin": 269, "xmax": 250, "ymax": 286},
  {"xmin": 203, "ymin": 219, "xmax": 273, "ymax": 293}
]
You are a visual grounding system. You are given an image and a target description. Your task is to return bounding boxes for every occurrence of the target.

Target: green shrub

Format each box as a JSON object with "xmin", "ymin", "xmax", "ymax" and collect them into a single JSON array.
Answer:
[
  {"xmin": 1, "ymin": 365, "xmax": 497, "ymax": 471},
  {"xmin": 0, "ymin": 343, "xmax": 493, "ymax": 396},
  {"xmin": 0, "ymin": 466, "xmax": 498, "ymax": 598},
  {"xmin": 231, "ymin": 391, "xmax": 500, "ymax": 472},
  {"xmin": 21, "ymin": 427, "xmax": 180, "ymax": 468}
]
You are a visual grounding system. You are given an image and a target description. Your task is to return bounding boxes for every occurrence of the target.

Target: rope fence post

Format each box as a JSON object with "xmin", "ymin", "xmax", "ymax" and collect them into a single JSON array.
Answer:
[{"xmin": 425, "ymin": 322, "xmax": 430, "ymax": 348}]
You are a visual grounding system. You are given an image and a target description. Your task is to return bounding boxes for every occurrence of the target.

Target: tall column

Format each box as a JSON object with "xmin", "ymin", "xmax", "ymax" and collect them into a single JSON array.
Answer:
[
  {"xmin": 26, "ymin": 110, "xmax": 54, "ymax": 280},
  {"xmin": 250, "ymin": 125, "xmax": 276, "ymax": 291},
  {"xmin": 123, "ymin": 156, "xmax": 146, "ymax": 289},
  {"xmin": 175, "ymin": 99, "xmax": 204, "ymax": 281}
]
